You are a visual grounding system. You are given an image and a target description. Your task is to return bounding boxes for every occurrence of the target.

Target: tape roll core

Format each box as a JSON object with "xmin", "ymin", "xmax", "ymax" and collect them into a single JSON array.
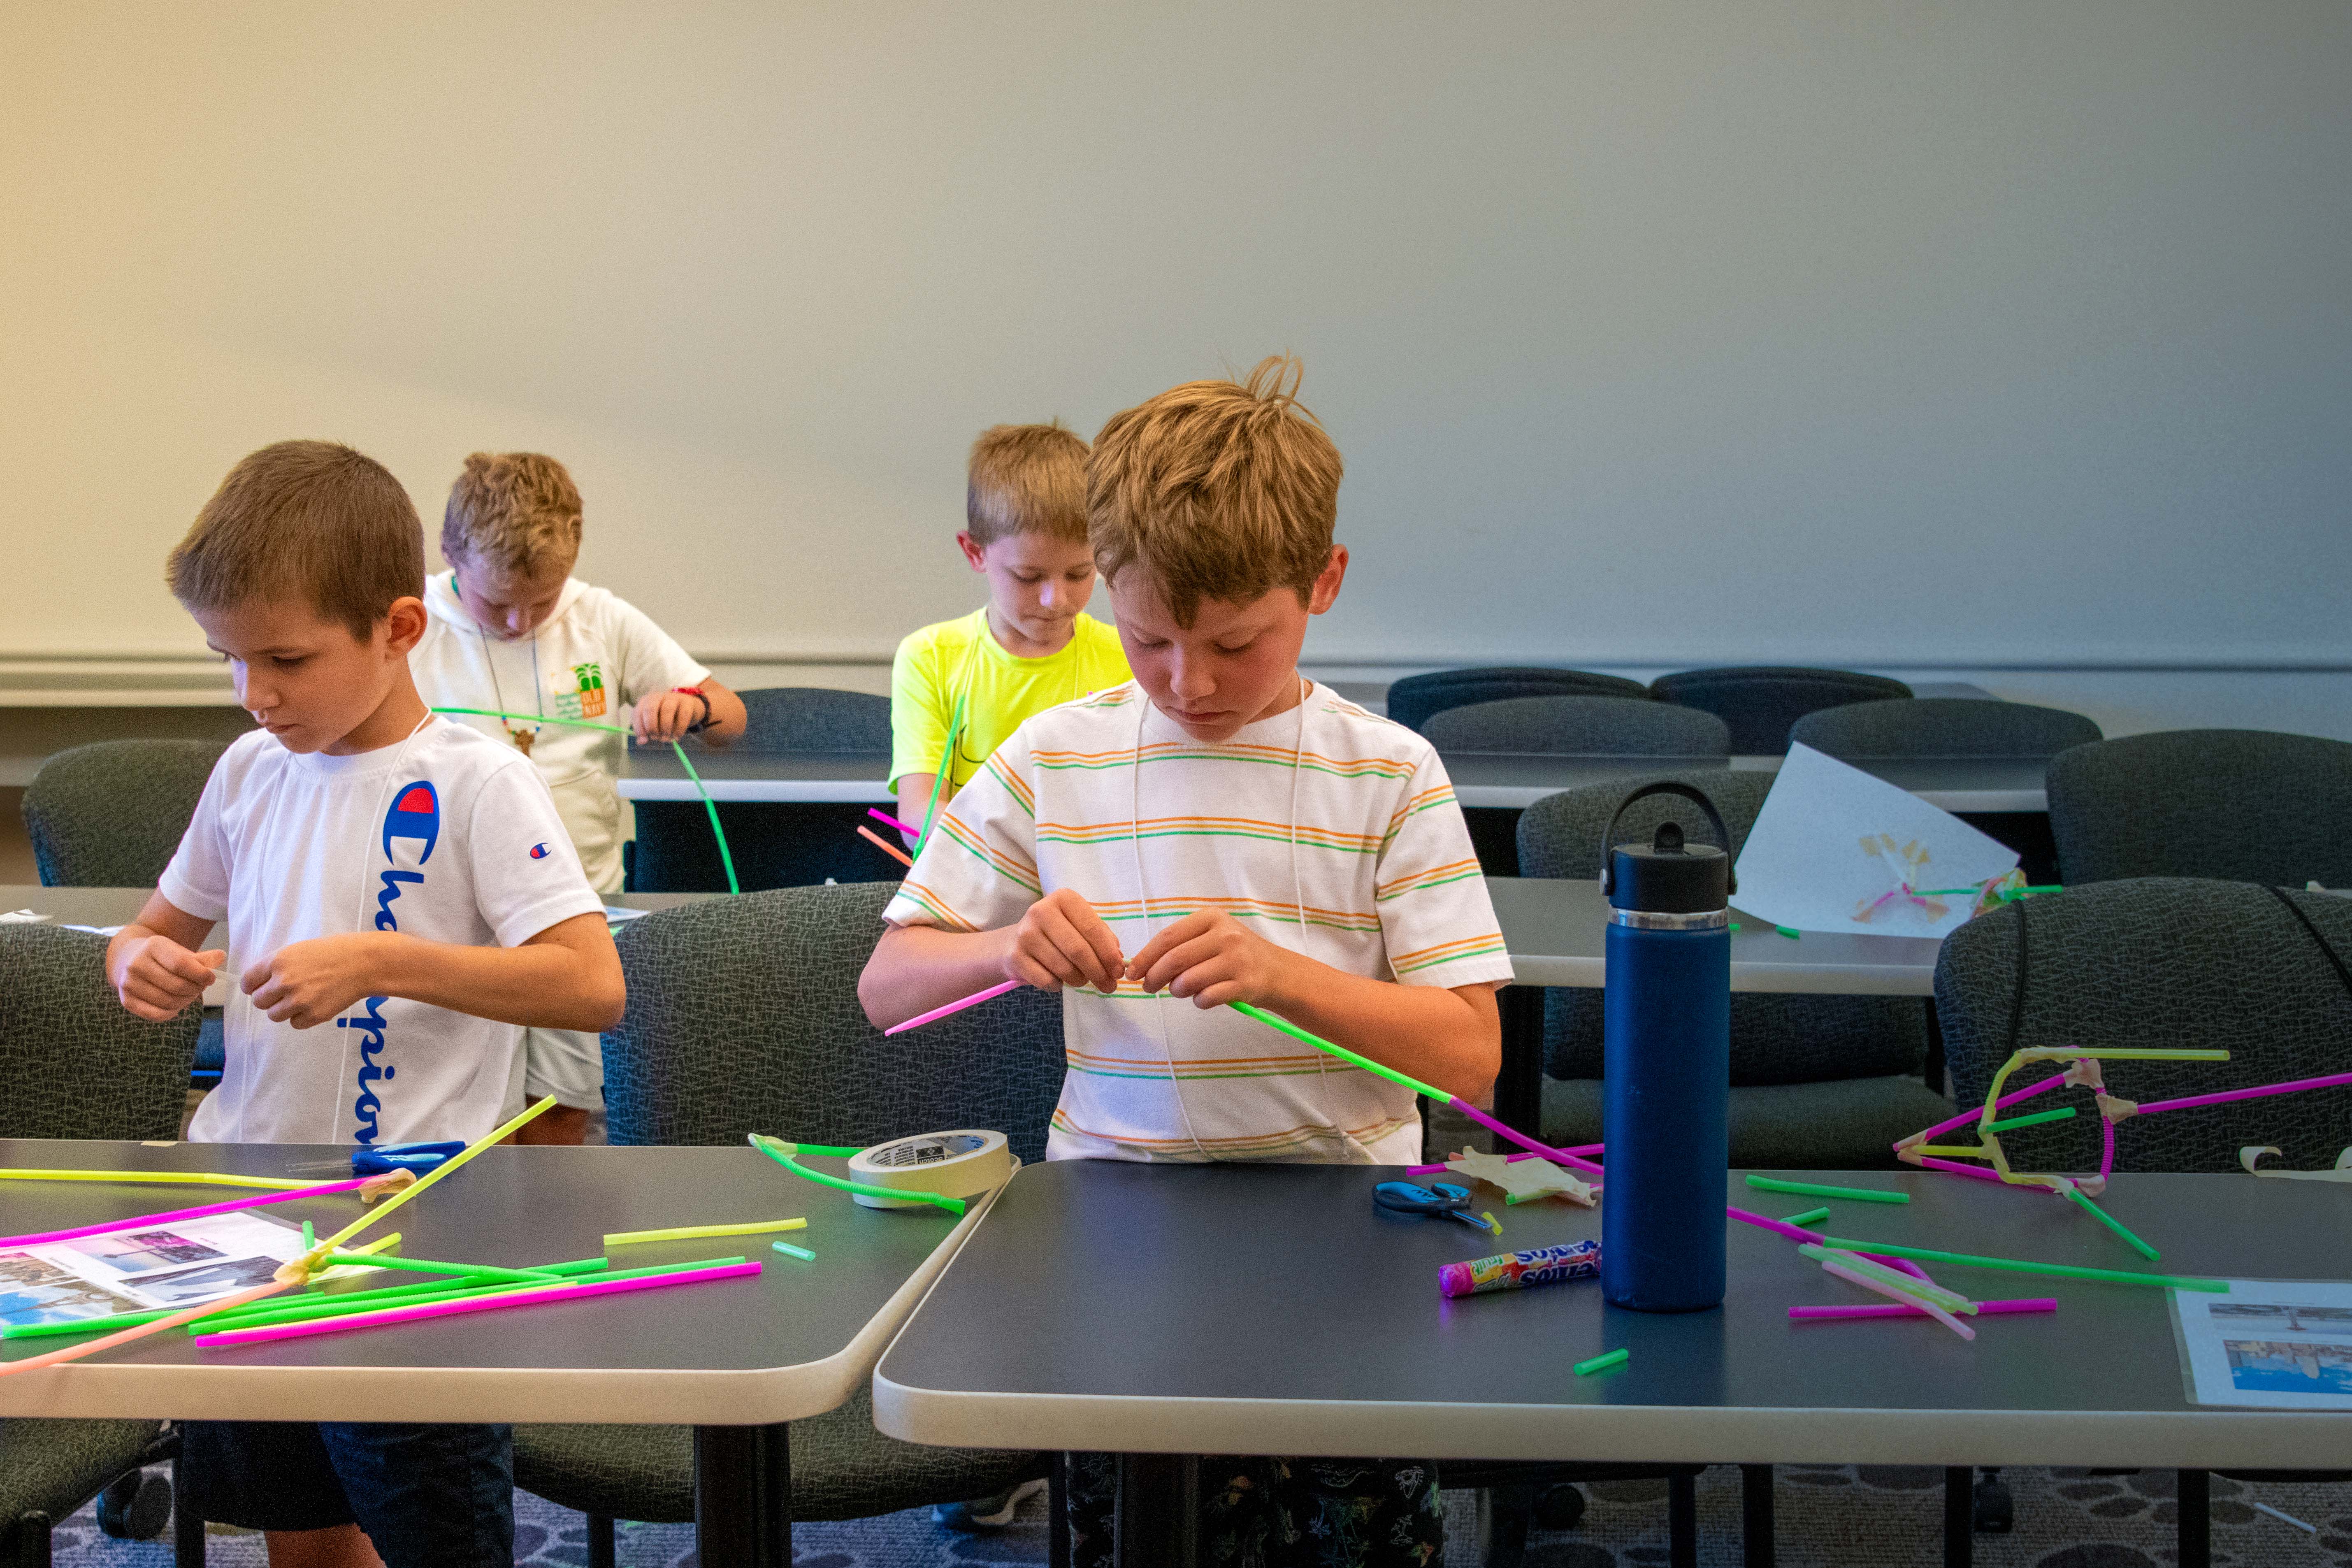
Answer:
[{"xmin": 846, "ymin": 1129, "xmax": 1015, "ymax": 1209}]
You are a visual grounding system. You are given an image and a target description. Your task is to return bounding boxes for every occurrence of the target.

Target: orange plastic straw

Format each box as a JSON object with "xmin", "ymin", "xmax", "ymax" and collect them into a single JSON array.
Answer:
[
  {"xmin": 856, "ymin": 825, "xmax": 915, "ymax": 869},
  {"xmin": 0, "ymin": 1279, "xmax": 290, "ymax": 1379}
]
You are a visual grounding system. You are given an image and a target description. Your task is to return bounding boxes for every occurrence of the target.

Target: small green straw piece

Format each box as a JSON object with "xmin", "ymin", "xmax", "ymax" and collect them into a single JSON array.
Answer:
[
  {"xmin": 1781, "ymin": 1206, "xmax": 1832, "ymax": 1227},
  {"xmin": 2059, "ymin": 1186, "xmax": 2162, "ymax": 1261},
  {"xmin": 1816, "ymin": 1235, "xmax": 2222, "ymax": 1292},
  {"xmin": 1775, "ymin": 926, "xmax": 1801, "ymax": 939},
  {"xmin": 772, "ymin": 1241, "xmax": 816, "ymax": 1261},
  {"xmin": 1744, "ymin": 1175, "xmax": 1909, "ymax": 1205},
  {"xmin": 322, "ymin": 1250, "xmax": 569, "ymax": 1286},
  {"xmin": 301, "ymin": 1221, "xmax": 315, "ymax": 1250},
  {"xmin": 1574, "ymin": 1349, "xmax": 1630, "ymax": 1376},
  {"xmin": 1227, "ymin": 1002, "xmax": 1448, "ymax": 1101},
  {"xmin": 748, "ymin": 1134, "xmax": 966, "ymax": 1215},
  {"xmin": 1983, "ymin": 1106, "xmax": 2079, "ymax": 1134}
]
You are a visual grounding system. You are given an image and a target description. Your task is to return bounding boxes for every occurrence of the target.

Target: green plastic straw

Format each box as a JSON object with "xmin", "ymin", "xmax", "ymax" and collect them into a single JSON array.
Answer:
[
  {"xmin": 1781, "ymin": 1207, "xmax": 1831, "ymax": 1227},
  {"xmin": 748, "ymin": 1134, "xmax": 966, "ymax": 1216},
  {"xmin": 3, "ymin": 1258, "xmax": 612, "ymax": 1340},
  {"xmin": 428, "ymin": 707, "xmax": 738, "ymax": 895},
  {"xmin": 1574, "ymin": 1349, "xmax": 1629, "ymax": 1375},
  {"xmin": 916, "ymin": 692, "xmax": 967, "ymax": 853},
  {"xmin": 7, "ymin": 1308, "xmax": 178, "ymax": 1340},
  {"xmin": 1983, "ymin": 1106, "xmax": 2079, "ymax": 1134},
  {"xmin": 2059, "ymin": 1186, "xmax": 2162, "ymax": 1261},
  {"xmin": 1775, "ymin": 926, "xmax": 1801, "ymax": 939},
  {"xmin": 1227, "ymin": 1002, "xmax": 1447, "ymax": 1100},
  {"xmin": 1799, "ymin": 1245, "xmax": 1976, "ymax": 1313},
  {"xmin": 772, "ymin": 1241, "xmax": 815, "ymax": 1261},
  {"xmin": 324, "ymin": 1250, "xmax": 568, "ymax": 1285},
  {"xmin": 1816, "ymin": 1234, "xmax": 2223, "ymax": 1292},
  {"xmin": 301, "ymin": 1221, "xmax": 315, "ymax": 1250},
  {"xmin": 1744, "ymin": 1175, "xmax": 1909, "ymax": 1205},
  {"xmin": 263, "ymin": 1257, "xmax": 607, "ymax": 1315},
  {"xmin": 198, "ymin": 1258, "xmax": 736, "ymax": 1334}
]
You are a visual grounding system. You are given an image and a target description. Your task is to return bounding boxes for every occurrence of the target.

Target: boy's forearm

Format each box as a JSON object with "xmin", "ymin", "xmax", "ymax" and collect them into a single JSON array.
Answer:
[
  {"xmin": 858, "ymin": 923, "xmax": 1015, "ymax": 1029},
  {"xmin": 369, "ymin": 932, "xmax": 625, "ymax": 1032},
  {"xmin": 1259, "ymin": 957, "xmax": 1501, "ymax": 1104},
  {"xmin": 894, "ymin": 776, "xmax": 936, "ymax": 847}
]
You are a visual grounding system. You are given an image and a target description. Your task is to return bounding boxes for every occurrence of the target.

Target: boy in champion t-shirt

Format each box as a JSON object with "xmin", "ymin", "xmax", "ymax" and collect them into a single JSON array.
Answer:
[
  {"xmin": 860, "ymin": 360, "xmax": 1509, "ymax": 1563},
  {"xmin": 107, "ymin": 440, "xmax": 619, "ymax": 1568}
]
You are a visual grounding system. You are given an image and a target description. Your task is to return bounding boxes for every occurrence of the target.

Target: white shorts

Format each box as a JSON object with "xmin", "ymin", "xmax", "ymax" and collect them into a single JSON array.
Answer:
[{"xmin": 524, "ymin": 1026, "xmax": 604, "ymax": 1110}]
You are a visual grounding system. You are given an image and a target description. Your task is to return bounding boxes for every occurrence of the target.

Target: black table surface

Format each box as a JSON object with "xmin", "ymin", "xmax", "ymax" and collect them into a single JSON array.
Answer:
[
  {"xmin": 875, "ymin": 1161, "xmax": 2352, "ymax": 1470},
  {"xmin": 0, "ymin": 1140, "xmax": 987, "ymax": 1426}
]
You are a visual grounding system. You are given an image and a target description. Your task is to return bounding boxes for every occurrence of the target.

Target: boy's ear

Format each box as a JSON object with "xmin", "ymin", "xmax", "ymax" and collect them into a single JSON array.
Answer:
[
  {"xmin": 381, "ymin": 596, "xmax": 429, "ymax": 657},
  {"xmin": 956, "ymin": 532, "xmax": 990, "ymax": 572},
  {"xmin": 1305, "ymin": 545, "xmax": 1349, "ymax": 616}
]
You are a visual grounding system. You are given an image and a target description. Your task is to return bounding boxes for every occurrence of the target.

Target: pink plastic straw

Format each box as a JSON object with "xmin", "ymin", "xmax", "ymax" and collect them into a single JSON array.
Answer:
[
  {"xmin": 0, "ymin": 1176, "xmax": 377, "ymax": 1249},
  {"xmin": 867, "ymin": 807, "xmax": 922, "ymax": 838},
  {"xmin": 1820, "ymin": 1259, "xmax": 1974, "ymax": 1340},
  {"xmin": 1899, "ymin": 1069, "xmax": 2071, "ymax": 1149},
  {"xmin": 1725, "ymin": 1204, "xmax": 1929, "ymax": 1278},
  {"xmin": 1791, "ymin": 1298, "xmax": 2057, "ymax": 1321},
  {"xmin": 883, "ymin": 979, "xmax": 1024, "ymax": 1037},
  {"xmin": 1407, "ymin": 1141, "xmax": 1606, "ymax": 1176},
  {"xmin": 194, "ymin": 1261, "xmax": 760, "ymax": 1346},
  {"xmin": 2132, "ymin": 1069, "xmax": 2352, "ymax": 1118},
  {"xmin": 1442, "ymin": 1099, "xmax": 1605, "ymax": 1173}
]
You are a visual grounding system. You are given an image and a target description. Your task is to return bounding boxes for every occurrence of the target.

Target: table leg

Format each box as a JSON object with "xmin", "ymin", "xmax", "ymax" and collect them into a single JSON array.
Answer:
[
  {"xmin": 1496, "ymin": 985, "xmax": 1545, "ymax": 1139},
  {"xmin": 693, "ymin": 1423, "xmax": 792, "ymax": 1567},
  {"xmin": 1114, "ymin": 1453, "xmax": 1198, "ymax": 1568},
  {"xmin": 1941, "ymin": 1467, "xmax": 1971, "ymax": 1568},
  {"xmin": 1740, "ymin": 1464, "xmax": 1775, "ymax": 1568},
  {"xmin": 2177, "ymin": 1469, "xmax": 2210, "ymax": 1568}
]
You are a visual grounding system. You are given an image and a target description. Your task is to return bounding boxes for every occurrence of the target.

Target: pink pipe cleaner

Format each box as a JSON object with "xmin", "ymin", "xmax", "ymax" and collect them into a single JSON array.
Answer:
[{"xmin": 0, "ymin": 1176, "xmax": 377, "ymax": 1249}]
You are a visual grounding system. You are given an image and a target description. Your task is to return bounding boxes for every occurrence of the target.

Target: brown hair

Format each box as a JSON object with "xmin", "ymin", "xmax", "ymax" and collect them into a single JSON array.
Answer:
[
  {"xmin": 1086, "ymin": 357, "xmax": 1342, "ymax": 625},
  {"xmin": 166, "ymin": 440, "xmax": 424, "ymax": 639},
  {"xmin": 966, "ymin": 423, "xmax": 1089, "ymax": 547},
  {"xmin": 441, "ymin": 452, "xmax": 584, "ymax": 575}
]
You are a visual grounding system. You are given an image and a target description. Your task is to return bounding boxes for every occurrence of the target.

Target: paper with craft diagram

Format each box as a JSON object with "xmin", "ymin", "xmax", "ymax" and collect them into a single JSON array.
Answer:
[
  {"xmin": 1730, "ymin": 743, "xmax": 2019, "ymax": 938},
  {"xmin": 0, "ymin": 1211, "xmax": 309, "ymax": 1330},
  {"xmin": 2174, "ymin": 1281, "xmax": 2352, "ymax": 1410}
]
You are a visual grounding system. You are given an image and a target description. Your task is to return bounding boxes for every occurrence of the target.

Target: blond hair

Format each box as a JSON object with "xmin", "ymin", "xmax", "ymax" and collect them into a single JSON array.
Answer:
[
  {"xmin": 1087, "ymin": 357, "xmax": 1341, "ymax": 625},
  {"xmin": 167, "ymin": 440, "xmax": 424, "ymax": 639},
  {"xmin": 966, "ymin": 423, "xmax": 1089, "ymax": 547},
  {"xmin": 441, "ymin": 452, "xmax": 584, "ymax": 575}
]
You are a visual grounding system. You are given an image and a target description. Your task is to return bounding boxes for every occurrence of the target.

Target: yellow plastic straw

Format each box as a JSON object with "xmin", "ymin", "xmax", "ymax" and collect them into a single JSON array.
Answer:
[
  {"xmin": 605, "ymin": 1217, "xmax": 808, "ymax": 1247},
  {"xmin": 300, "ymin": 1096, "xmax": 559, "ymax": 1267},
  {"xmin": 0, "ymin": 1169, "xmax": 318, "ymax": 1191}
]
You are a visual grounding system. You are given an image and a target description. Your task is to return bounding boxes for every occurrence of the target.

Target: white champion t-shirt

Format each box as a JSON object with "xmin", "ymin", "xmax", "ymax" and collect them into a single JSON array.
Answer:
[
  {"xmin": 883, "ymin": 681, "xmax": 1515, "ymax": 1164},
  {"xmin": 410, "ymin": 571, "xmax": 709, "ymax": 894},
  {"xmin": 159, "ymin": 720, "xmax": 606, "ymax": 1147}
]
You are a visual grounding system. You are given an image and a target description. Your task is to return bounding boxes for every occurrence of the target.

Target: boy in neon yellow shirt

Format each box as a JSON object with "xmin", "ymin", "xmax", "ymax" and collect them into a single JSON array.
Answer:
[{"xmin": 890, "ymin": 423, "xmax": 1130, "ymax": 844}]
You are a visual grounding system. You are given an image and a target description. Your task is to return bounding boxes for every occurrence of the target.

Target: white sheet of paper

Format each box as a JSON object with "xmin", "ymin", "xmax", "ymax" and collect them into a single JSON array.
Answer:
[
  {"xmin": 2174, "ymin": 1280, "xmax": 2352, "ymax": 1410},
  {"xmin": 1731, "ymin": 743, "xmax": 2019, "ymax": 938},
  {"xmin": 25, "ymin": 1211, "xmax": 306, "ymax": 1310}
]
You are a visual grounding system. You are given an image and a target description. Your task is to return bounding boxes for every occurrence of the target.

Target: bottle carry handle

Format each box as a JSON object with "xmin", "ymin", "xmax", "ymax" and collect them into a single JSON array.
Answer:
[{"xmin": 1597, "ymin": 782, "xmax": 1737, "ymax": 897}]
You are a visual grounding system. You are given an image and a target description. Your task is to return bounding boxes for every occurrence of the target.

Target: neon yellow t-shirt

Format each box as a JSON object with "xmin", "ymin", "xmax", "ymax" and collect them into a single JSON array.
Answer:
[{"xmin": 889, "ymin": 609, "xmax": 1131, "ymax": 792}]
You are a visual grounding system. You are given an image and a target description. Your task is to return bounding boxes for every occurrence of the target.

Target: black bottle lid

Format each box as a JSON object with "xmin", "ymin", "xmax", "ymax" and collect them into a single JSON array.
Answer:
[{"xmin": 1607, "ymin": 820, "xmax": 1731, "ymax": 914}]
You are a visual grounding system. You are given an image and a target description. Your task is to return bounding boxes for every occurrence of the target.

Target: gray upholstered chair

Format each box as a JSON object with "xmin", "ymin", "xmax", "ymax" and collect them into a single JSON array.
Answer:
[
  {"xmin": 0, "ymin": 925, "xmax": 197, "ymax": 1562},
  {"xmin": 1790, "ymin": 698, "xmax": 2101, "ymax": 759},
  {"xmin": 22, "ymin": 739, "xmax": 229, "ymax": 887},
  {"xmin": 1386, "ymin": 667, "xmax": 1648, "ymax": 736},
  {"xmin": 1423, "ymin": 695, "xmax": 1731, "ymax": 757},
  {"xmin": 1516, "ymin": 772, "xmax": 1951, "ymax": 1167},
  {"xmin": 2046, "ymin": 729, "xmax": 2352, "ymax": 889},
  {"xmin": 630, "ymin": 688, "xmax": 901, "ymax": 892},
  {"xmin": 1648, "ymin": 667, "xmax": 1913, "ymax": 755},
  {"xmin": 1934, "ymin": 878, "xmax": 2352, "ymax": 1566},
  {"xmin": 514, "ymin": 883, "xmax": 1057, "ymax": 1560}
]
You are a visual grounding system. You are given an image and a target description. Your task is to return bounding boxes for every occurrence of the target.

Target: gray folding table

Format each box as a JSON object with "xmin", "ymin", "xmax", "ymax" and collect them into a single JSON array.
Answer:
[
  {"xmin": 875, "ymin": 1159, "xmax": 2352, "ymax": 1568},
  {"xmin": 0, "ymin": 1138, "xmax": 992, "ymax": 1564}
]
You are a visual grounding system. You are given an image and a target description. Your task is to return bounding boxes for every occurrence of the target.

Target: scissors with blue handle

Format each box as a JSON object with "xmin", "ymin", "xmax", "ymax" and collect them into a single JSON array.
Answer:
[
  {"xmin": 1373, "ymin": 1180, "xmax": 1500, "ymax": 1236},
  {"xmin": 352, "ymin": 1141, "xmax": 465, "ymax": 1177}
]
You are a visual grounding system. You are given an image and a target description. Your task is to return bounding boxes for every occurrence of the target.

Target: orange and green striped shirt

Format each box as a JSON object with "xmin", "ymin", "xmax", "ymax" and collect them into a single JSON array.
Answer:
[{"xmin": 881, "ymin": 680, "xmax": 1512, "ymax": 1164}]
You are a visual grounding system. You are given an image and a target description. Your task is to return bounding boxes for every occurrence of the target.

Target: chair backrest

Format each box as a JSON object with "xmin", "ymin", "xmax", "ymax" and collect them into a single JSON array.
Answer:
[
  {"xmin": 0, "ymin": 927, "xmax": 196, "ymax": 1139},
  {"xmin": 734, "ymin": 687, "xmax": 892, "ymax": 755},
  {"xmin": 601, "ymin": 882, "xmax": 1065, "ymax": 1164},
  {"xmin": 2046, "ymin": 729, "xmax": 2352, "ymax": 887},
  {"xmin": 1935, "ymin": 879, "xmax": 2352, "ymax": 1173},
  {"xmin": 23, "ymin": 739, "xmax": 229, "ymax": 887},
  {"xmin": 1516, "ymin": 769, "xmax": 1773, "ymax": 880},
  {"xmin": 1790, "ymin": 697, "xmax": 2101, "ymax": 759},
  {"xmin": 1385, "ymin": 667, "xmax": 1648, "ymax": 735},
  {"xmin": 1424, "ymin": 695, "xmax": 1730, "ymax": 757},
  {"xmin": 1648, "ymin": 667, "xmax": 1913, "ymax": 755}
]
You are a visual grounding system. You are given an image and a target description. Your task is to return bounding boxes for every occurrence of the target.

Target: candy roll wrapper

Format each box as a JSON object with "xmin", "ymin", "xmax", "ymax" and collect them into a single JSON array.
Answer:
[{"xmin": 1439, "ymin": 1239, "xmax": 1601, "ymax": 1299}]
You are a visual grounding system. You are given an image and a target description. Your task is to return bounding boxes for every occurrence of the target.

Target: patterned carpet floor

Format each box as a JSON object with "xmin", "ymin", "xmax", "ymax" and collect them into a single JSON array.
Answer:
[{"xmin": 43, "ymin": 1463, "xmax": 2352, "ymax": 1566}]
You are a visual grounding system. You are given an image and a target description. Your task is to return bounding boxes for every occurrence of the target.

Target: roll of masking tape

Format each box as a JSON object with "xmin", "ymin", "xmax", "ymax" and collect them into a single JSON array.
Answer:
[{"xmin": 846, "ymin": 1130, "xmax": 1016, "ymax": 1210}]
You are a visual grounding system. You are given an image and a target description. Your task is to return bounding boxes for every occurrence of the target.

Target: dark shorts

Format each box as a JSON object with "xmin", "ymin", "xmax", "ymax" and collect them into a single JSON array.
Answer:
[
  {"xmin": 178, "ymin": 1419, "xmax": 512, "ymax": 1568},
  {"xmin": 1068, "ymin": 1452, "xmax": 1443, "ymax": 1568}
]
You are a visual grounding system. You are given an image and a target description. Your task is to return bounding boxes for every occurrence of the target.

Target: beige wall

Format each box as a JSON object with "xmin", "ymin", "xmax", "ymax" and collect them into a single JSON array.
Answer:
[{"xmin": 4, "ymin": 4, "xmax": 2347, "ymax": 715}]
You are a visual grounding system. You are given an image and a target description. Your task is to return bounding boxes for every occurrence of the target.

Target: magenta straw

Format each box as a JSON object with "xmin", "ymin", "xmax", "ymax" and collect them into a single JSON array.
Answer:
[
  {"xmin": 2131, "ymin": 1069, "xmax": 2352, "ymax": 1117},
  {"xmin": 1443, "ymin": 1099, "xmax": 1606, "ymax": 1173},
  {"xmin": 1899, "ymin": 1070, "xmax": 2071, "ymax": 1149},
  {"xmin": 883, "ymin": 978, "xmax": 1024, "ymax": 1037},
  {"xmin": 0, "ymin": 1175, "xmax": 377, "ymax": 1249},
  {"xmin": 1726, "ymin": 1205, "xmax": 1930, "ymax": 1278},
  {"xmin": 866, "ymin": 807, "xmax": 922, "ymax": 838},
  {"xmin": 1406, "ymin": 1143, "xmax": 1605, "ymax": 1178},
  {"xmin": 194, "ymin": 1261, "xmax": 760, "ymax": 1347},
  {"xmin": 1790, "ymin": 1298, "xmax": 2057, "ymax": 1322}
]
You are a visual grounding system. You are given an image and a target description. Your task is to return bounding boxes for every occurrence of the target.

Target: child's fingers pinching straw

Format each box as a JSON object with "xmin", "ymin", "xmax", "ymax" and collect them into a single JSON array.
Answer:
[{"xmin": 884, "ymin": 979, "xmax": 1024, "ymax": 1036}]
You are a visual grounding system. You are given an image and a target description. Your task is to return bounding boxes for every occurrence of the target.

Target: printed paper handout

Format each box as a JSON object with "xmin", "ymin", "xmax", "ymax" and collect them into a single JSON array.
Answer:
[
  {"xmin": 2173, "ymin": 1280, "xmax": 2352, "ymax": 1410},
  {"xmin": 0, "ymin": 1211, "xmax": 309, "ymax": 1331},
  {"xmin": 1730, "ymin": 744, "xmax": 2019, "ymax": 938}
]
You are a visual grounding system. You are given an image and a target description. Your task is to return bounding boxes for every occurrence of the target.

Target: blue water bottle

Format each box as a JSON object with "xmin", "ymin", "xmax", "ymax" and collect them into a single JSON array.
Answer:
[{"xmin": 1599, "ymin": 782, "xmax": 1733, "ymax": 1312}]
